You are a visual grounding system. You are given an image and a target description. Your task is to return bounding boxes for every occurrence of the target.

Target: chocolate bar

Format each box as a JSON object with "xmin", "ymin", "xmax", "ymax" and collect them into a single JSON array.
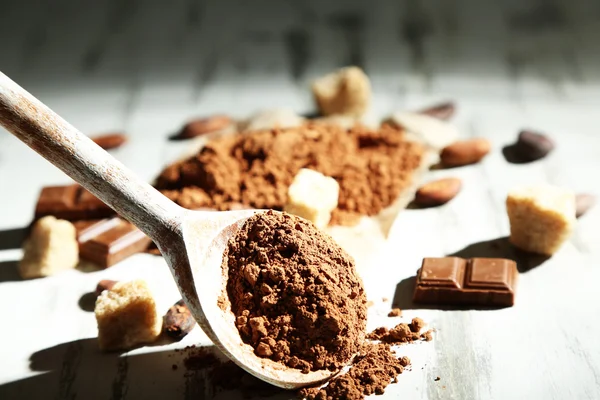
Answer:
[
  {"xmin": 74, "ymin": 218, "xmax": 152, "ymax": 268},
  {"xmin": 413, "ymin": 257, "xmax": 518, "ymax": 307},
  {"xmin": 35, "ymin": 185, "xmax": 114, "ymax": 221}
]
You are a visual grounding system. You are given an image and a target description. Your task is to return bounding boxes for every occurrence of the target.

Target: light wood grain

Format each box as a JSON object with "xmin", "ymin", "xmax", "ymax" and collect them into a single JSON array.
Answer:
[{"xmin": 0, "ymin": 0, "xmax": 599, "ymax": 399}]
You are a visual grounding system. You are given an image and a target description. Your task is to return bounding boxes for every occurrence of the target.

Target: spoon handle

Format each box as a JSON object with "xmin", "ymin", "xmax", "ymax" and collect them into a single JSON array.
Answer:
[{"xmin": 0, "ymin": 71, "xmax": 181, "ymax": 242}]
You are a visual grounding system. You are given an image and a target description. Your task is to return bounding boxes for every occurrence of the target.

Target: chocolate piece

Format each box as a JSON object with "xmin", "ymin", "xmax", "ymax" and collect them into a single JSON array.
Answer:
[
  {"xmin": 77, "ymin": 217, "xmax": 151, "ymax": 268},
  {"xmin": 413, "ymin": 257, "xmax": 518, "ymax": 307},
  {"xmin": 35, "ymin": 185, "xmax": 114, "ymax": 221}
]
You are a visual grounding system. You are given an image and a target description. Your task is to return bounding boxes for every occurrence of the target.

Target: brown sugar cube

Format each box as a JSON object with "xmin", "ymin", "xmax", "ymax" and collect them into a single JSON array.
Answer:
[
  {"xmin": 506, "ymin": 185, "xmax": 575, "ymax": 255},
  {"xmin": 311, "ymin": 66, "xmax": 371, "ymax": 117},
  {"xmin": 95, "ymin": 280, "xmax": 162, "ymax": 351},
  {"xmin": 19, "ymin": 216, "xmax": 79, "ymax": 279},
  {"xmin": 283, "ymin": 169, "xmax": 339, "ymax": 229}
]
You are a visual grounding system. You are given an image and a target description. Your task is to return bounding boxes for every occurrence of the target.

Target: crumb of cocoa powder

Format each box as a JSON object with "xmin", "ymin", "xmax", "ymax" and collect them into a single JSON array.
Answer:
[
  {"xmin": 154, "ymin": 123, "xmax": 423, "ymax": 226},
  {"xmin": 388, "ymin": 308, "xmax": 402, "ymax": 317},
  {"xmin": 299, "ymin": 343, "xmax": 409, "ymax": 400},
  {"xmin": 172, "ymin": 364, "xmax": 178, "ymax": 370},
  {"xmin": 435, "ymin": 376, "xmax": 441, "ymax": 381},
  {"xmin": 421, "ymin": 329, "xmax": 434, "ymax": 341},
  {"xmin": 366, "ymin": 319, "xmax": 430, "ymax": 344},
  {"xmin": 382, "ymin": 297, "xmax": 389, "ymax": 302},
  {"xmin": 409, "ymin": 317, "xmax": 425, "ymax": 333},
  {"xmin": 223, "ymin": 211, "xmax": 367, "ymax": 373}
]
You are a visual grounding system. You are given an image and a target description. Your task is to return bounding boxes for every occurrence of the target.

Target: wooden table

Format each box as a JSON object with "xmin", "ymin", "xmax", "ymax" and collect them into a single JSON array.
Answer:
[{"xmin": 1, "ymin": 0, "xmax": 599, "ymax": 399}]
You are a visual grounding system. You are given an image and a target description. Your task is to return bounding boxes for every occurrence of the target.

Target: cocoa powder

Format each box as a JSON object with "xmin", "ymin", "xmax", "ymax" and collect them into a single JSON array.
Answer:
[
  {"xmin": 155, "ymin": 123, "xmax": 423, "ymax": 225},
  {"xmin": 367, "ymin": 318, "xmax": 432, "ymax": 344},
  {"xmin": 222, "ymin": 210, "xmax": 367, "ymax": 373},
  {"xmin": 299, "ymin": 343, "xmax": 410, "ymax": 400}
]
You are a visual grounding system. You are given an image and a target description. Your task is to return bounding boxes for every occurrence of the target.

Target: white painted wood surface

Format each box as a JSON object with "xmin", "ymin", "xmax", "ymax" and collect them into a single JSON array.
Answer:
[{"xmin": 1, "ymin": 0, "xmax": 600, "ymax": 399}]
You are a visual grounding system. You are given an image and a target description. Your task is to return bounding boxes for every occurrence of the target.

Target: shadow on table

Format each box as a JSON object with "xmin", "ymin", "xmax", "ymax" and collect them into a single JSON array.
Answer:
[
  {"xmin": 0, "ymin": 338, "xmax": 290, "ymax": 400},
  {"xmin": 447, "ymin": 236, "xmax": 549, "ymax": 273},
  {"xmin": 392, "ymin": 237, "xmax": 549, "ymax": 311},
  {"xmin": 0, "ymin": 260, "xmax": 20, "ymax": 282},
  {"xmin": 0, "ymin": 226, "xmax": 27, "ymax": 250}
]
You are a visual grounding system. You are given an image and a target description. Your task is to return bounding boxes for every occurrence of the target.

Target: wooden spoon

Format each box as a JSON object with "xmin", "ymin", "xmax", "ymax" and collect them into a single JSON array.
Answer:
[{"xmin": 0, "ymin": 72, "xmax": 335, "ymax": 389}]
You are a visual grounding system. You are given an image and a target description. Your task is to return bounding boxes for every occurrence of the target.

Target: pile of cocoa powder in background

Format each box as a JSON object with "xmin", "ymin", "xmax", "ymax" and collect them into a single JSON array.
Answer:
[
  {"xmin": 155, "ymin": 122, "xmax": 423, "ymax": 225},
  {"xmin": 221, "ymin": 210, "xmax": 367, "ymax": 373}
]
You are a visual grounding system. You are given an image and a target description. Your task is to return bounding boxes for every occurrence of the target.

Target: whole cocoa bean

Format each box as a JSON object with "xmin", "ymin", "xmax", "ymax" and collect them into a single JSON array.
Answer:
[
  {"xmin": 163, "ymin": 299, "xmax": 196, "ymax": 340},
  {"xmin": 418, "ymin": 101, "xmax": 456, "ymax": 121},
  {"xmin": 515, "ymin": 130, "xmax": 555, "ymax": 162},
  {"xmin": 95, "ymin": 280, "xmax": 118, "ymax": 296},
  {"xmin": 440, "ymin": 138, "xmax": 491, "ymax": 167},
  {"xmin": 414, "ymin": 178, "xmax": 462, "ymax": 207}
]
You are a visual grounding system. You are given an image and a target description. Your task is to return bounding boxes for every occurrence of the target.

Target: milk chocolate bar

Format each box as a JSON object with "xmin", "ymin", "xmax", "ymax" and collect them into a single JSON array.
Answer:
[
  {"xmin": 413, "ymin": 257, "xmax": 518, "ymax": 307},
  {"xmin": 35, "ymin": 185, "xmax": 114, "ymax": 221},
  {"xmin": 74, "ymin": 218, "xmax": 151, "ymax": 268}
]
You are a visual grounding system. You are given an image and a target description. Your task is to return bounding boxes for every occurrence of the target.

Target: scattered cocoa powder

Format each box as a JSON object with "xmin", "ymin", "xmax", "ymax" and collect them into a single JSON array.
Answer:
[
  {"xmin": 409, "ymin": 317, "xmax": 425, "ymax": 333},
  {"xmin": 210, "ymin": 361, "xmax": 283, "ymax": 398},
  {"xmin": 388, "ymin": 308, "xmax": 402, "ymax": 317},
  {"xmin": 299, "ymin": 343, "xmax": 410, "ymax": 400},
  {"xmin": 155, "ymin": 123, "xmax": 423, "ymax": 225},
  {"xmin": 222, "ymin": 210, "xmax": 367, "ymax": 373},
  {"xmin": 367, "ymin": 318, "xmax": 431, "ymax": 344},
  {"xmin": 179, "ymin": 317, "xmax": 433, "ymax": 399},
  {"xmin": 183, "ymin": 346, "xmax": 219, "ymax": 371}
]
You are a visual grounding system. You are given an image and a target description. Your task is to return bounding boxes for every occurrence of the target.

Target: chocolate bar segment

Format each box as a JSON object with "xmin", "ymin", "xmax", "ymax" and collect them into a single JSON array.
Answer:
[
  {"xmin": 419, "ymin": 257, "xmax": 465, "ymax": 288},
  {"xmin": 34, "ymin": 185, "xmax": 79, "ymax": 219},
  {"xmin": 35, "ymin": 185, "xmax": 114, "ymax": 221},
  {"xmin": 413, "ymin": 257, "xmax": 518, "ymax": 307},
  {"xmin": 77, "ymin": 218, "xmax": 151, "ymax": 268}
]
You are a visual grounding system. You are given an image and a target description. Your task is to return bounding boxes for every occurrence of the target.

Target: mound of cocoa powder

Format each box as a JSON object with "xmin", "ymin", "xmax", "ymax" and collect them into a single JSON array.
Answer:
[
  {"xmin": 155, "ymin": 123, "xmax": 423, "ymax": 225},
  {"xmin": 221, "ymin": 210, "xmax": 367, "ymax": 373}
]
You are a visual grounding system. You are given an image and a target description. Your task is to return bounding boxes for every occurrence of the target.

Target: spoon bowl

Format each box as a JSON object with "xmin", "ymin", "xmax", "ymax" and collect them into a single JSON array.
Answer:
[
  {"xmin": 175, "ymin": 208, "xmax": 336, "ymax": 388},
  {"xmin": 0, "ymin": 71, "xmax": 338, "ymax": 389}
]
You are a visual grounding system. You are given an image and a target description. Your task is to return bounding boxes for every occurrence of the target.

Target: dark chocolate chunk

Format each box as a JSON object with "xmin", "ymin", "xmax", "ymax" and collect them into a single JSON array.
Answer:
[
  {"xmin": 77, "ymin": 217, "xmax": 151, "ymax": 268},
  {"xmin": 413, "ymin": 257, "xmax": 518, "ymax": 307},
  {"xmin": 35, "ymin": 185, "xmax": 114, "ymax": 221}
]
